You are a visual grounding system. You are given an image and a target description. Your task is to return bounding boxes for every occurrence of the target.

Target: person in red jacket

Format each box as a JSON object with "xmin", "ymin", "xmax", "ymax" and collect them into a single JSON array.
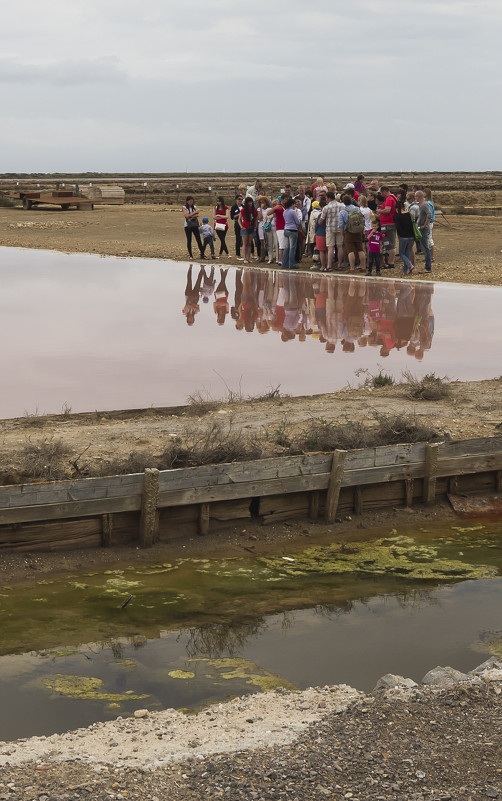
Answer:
[{"xmin": 376, "ymin": 186, "xmax": 397, "ymax": 269}]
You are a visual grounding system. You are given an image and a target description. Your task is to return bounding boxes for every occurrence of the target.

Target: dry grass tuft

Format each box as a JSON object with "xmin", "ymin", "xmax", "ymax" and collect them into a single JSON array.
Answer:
[
  {"xmin": 19, "ymin": 438, "xmax": 72, "ymax": 481},
  {"xmin": 403, "ymin": 371, "xmax": 452, "ymax": 401}
]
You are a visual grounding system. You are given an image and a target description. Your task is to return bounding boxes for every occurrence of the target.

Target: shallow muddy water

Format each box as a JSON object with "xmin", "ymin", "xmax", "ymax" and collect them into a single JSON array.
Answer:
[
  {"xmin": 1, "ymin": 521, "xmax": 501, "ymax": 740},
  {"xmin": 0, "ymin": 247, "xmax": 501, "ymax": 417}
]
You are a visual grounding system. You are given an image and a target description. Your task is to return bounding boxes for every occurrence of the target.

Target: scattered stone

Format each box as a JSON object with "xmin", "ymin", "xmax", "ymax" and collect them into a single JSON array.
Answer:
[{"xmin": 421, "ymin": 666, "xmax": 469, "ymax": 686}]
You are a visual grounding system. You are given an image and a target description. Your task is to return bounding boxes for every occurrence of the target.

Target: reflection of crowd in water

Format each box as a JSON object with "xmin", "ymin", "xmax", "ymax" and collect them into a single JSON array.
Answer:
[{"xmin": 183, "ymin": 265, "xmax": 434, "ymax": 359}]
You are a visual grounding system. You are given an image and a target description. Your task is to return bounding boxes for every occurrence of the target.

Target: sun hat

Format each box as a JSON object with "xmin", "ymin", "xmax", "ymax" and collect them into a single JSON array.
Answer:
[{"xmin": 311, "ymin": 200, "xmax": 320, "ymax": 209}]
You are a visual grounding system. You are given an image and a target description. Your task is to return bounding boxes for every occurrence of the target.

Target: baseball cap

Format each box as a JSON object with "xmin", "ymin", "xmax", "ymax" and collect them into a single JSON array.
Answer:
[
  {"xmin": 344, "ymin": 183, "xmax": 355, "ymax": 189},
  {"xmin": 202, "ymin": 217, "xmax": 209, "ymax": 223}
]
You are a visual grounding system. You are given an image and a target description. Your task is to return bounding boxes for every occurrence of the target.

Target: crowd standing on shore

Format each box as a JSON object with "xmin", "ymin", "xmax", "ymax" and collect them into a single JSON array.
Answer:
[{"xmin": 181, "ymin": 176, "xmax": 436, "ymax": 276}]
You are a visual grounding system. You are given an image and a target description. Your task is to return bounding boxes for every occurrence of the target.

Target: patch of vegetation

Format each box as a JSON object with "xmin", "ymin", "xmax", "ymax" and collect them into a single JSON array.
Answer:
[
  {"xmin": 290, "ymin": 412, "xmax": 441, "ymax": 454},
  {"xmin": 403, "ymin": 371, "xmax": 452, "ymax": 400},
  {"xmin": 42, "ymin": 673, "xmax": 149, "ymax": 702},
  {"xmin": 372, "ymin": 371, "xmax": 395, "ymax": 388},
  {"xmin": 185, "ymin": 391, "xmax": 220, "ymax": 417},
  {"xmin": 19, "ymin": 438, "xmax": 72, "ymax": 481}
]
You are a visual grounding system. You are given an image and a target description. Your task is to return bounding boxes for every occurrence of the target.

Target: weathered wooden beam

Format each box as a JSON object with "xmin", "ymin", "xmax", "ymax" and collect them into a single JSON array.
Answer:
[
  {"xmin": 101, "ymin": 513, "xmax": 113, "ymax": 547},
  {"xmin": 423, "ymin": 443, "xmax": 439, "ymax": 506},
  {"xmin": 199, "ymin": 503, "xmax": 210, "ymax": 535},
  {"xmin": 325, "ymin": 450, "xmax": 347, "ymax": 524},
  {"xmin": 448, "ymin": 476, "xmax": 459, "ymax": 494},
  {"xmin": 139, "ymin": 468, "xmax": 159, "ymax": 548}
]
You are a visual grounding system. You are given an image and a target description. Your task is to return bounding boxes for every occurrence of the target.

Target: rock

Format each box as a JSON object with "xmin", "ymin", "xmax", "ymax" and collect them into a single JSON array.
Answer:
[
  {"xmin": 134, "ymin": 709, "xmax": 149, "ymax": 719},
  {"xmin": 482, "ymin": 669, "xmax": 502, "ymax": 683},
  {"xmin": 372, "ymin": 674, "xmax": 418, "ymax": 696},
  {"xmin": 469, "ymin": 657, "xmax": 502, "ymax": 675},
  {"xmin": 421, "ymin": 666, "xmax": 469, "ymax": 686}
]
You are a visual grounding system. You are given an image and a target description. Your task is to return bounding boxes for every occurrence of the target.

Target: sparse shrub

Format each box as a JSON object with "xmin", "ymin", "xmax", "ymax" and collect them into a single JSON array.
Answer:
[
  {"xmin": 185, "ymin": 391, "xmax": 220, "ymax": 417},
  {"xmin": 403, "ymin": 371, "xmax": 452, "ymax": 400},
  {"xmin": 161, "ymin": 418, "xmax": 262, "ymax": 468},
  {"xmin": 372, "ymin": 371, "xmax": 394, "ymax": 388},
  {"xmin": 19, "ymin": 438, "xmax": 72, "ymax": 481}
]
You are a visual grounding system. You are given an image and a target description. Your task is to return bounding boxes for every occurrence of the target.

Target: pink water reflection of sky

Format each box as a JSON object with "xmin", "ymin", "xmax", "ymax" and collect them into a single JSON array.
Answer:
[{"xmin": 0, "ymin": 248, "xmax": 500, "ymax": 419}]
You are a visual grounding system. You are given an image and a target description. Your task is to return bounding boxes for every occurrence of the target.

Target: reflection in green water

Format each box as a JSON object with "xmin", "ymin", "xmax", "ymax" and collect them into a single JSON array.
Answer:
[{"xmin": 0, "ymin": 520, "xmax": 502, "ymax": 741}]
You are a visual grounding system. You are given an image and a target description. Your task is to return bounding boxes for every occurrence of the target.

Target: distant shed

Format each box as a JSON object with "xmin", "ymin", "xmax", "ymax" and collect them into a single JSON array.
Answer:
[{"xmin": 81, "ymin": 185, "xmax": 125, "ymax": 205}]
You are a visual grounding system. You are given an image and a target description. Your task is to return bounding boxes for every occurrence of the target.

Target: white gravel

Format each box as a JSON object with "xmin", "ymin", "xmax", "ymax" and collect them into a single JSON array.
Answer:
[{"xmin": 0, "ymin": 685, "xmax": 362, "ymax": 770}]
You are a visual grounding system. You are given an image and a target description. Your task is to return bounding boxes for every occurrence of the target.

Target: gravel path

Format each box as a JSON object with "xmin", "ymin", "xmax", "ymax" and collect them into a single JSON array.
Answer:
[{"xmin": 0, "ymin": 664, "xmax": 501, "ymax": 801}]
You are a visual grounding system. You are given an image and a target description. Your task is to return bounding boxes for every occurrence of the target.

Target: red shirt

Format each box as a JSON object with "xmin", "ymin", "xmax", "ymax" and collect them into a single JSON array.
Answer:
[
  {"xmin": 379, "ymin": 195, "xmax": 397, "ymax": 225},
  {"xmin": 274, "ymin": 205, "xmax": 285, "ymax": 231}
]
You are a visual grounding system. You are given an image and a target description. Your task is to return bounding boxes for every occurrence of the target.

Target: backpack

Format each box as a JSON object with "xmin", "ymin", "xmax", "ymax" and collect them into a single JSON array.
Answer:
[{"xmin": 346, "ymin": 207, "xmax": 365, "ymax": 234}]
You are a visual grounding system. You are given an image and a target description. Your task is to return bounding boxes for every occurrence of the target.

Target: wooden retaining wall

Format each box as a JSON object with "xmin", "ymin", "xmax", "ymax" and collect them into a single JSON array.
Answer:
[{"xmin": 0, "ymin": 436, "xmax": 501, "ymax": 552}]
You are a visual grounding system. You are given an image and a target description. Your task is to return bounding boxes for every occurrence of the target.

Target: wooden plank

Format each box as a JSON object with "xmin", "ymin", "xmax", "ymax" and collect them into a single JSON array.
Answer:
[
  {"xmin": 423, "ymin": 443, "xmax": 439, "ymax": 505},
  {"xmin": 199, "ymin": 503, "xmax": 210, "ymax": 536},
  {"xmin": 157, "ymin": 453, "xmax": 333, "ymax": 493},
  {"xmin": 325, "ymin": 450, "xmax": 347, "ymax": 524},
  {"xmin": 139, "ymin": 468, "xmax": 159, "ymax": 548},
  {"xmin": 0, "ymin": 495, "xmax": 141, "ymax": 526},
  {"xmin": 0, "ymin": 473, "xmax": 143, "ymax": 509},
  {"xmin": 101, "ymin": 514, "xmax": 113, "ymax": 547},
  {"xmin": 436, "ymin": 452, "xmax": 502, "ymax": 478},
  {"xmin": 344, "ymin": 442, "xmax": 426, "ymax": 469},
  {"xmin": 439, "ymin": 436, "xmax": 502, "ymax": 458}
]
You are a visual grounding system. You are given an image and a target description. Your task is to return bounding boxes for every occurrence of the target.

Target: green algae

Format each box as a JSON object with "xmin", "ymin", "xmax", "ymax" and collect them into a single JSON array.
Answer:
[
  {"xmin": 168, "ymin": 670, "xmax": 195, "ymax": 679},
  {"xmin": 472, "ymin": 631, "xmax": 502, "ymax": 659},
  {"xmin": 42, "ymin": 673, "xmax": 150, "ymax": 702},
  {"xmin": 258, "ymin": 535, "xmax": 498, "ymax": 582},
  {"xmin": 192, "ymin": 657, "xmax": 297, "ymax": 692}
]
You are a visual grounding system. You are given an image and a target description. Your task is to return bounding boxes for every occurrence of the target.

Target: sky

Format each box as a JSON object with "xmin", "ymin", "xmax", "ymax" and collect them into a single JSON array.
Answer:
[{"xmin": 1, "ymin": 0, "xmax": 500, "ymax": 173}]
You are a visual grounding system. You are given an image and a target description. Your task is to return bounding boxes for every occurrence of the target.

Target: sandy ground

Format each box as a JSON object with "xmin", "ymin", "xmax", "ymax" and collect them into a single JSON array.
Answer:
[{"xmin": 1, "ymin": 203, "xmax": 502, "ymax": 286}]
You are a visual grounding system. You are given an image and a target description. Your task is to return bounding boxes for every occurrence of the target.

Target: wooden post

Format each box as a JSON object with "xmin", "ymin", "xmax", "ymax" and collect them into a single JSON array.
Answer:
[
  {"xmin": 309, "ymin": 491, "xmax": 320, "ymax": 521},
  {"xmin": 199, "ymin": 503, "xmax": 210, "ymax": 535},
  {"xmin": 139, "ymin": 468, "xmax": 159, "ymax": 548},
  {"xmin": 423, "ymin": 443, "xmax": 439, "ymax": 506},
  {"xmin": 325, "ymin": 450, "xmax": 347, "ymax": 524},
  {"xmin": 101, "ymin": 514, "xmax": 113, "ymax": 548},
  {"xmin": 405, "ymin": 479, "xmax": 414, "ymax": 508},
  {"xmin": 496, "ymin": 470, "xmax": 502, "ymax": 494},
  {"xmin": 354, "ymin": 486, "xmax": 363, "ymax": 516},
  {"xmin": 448, "ymin": 476, "xmax": 459, "ymax": 494}
]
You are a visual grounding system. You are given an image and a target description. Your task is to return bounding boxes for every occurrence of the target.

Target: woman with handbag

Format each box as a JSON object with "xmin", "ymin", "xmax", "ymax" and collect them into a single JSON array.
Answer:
[
  {"xmin": 238, "ymin": 197, "xmax": 258, "ymax": 264},
  {"xmin": 182, "ymin": 196, "xmax": 204, "ymax": 260},
  {"xmin": 394, "ymin": 199, "xmax": 416, "ymax": 275},
  {"xmin": 213, "ymin": 196, "xmax": 230, "ymax": 258}
]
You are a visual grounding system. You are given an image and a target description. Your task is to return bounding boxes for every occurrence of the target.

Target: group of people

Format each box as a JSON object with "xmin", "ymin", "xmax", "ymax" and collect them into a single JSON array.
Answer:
[
  {"xmin": 181, "ymin": 175, "xmax": 436, "ymax": 277},
  {"xmin": 183, "ymin": 264, "xmax": 434, "ymax": 360}
]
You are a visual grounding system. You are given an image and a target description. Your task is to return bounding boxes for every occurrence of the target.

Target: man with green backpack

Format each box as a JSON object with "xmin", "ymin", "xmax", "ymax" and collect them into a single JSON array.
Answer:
[{"xmin": 338, "ymin": 193, "xmax": 366, "ymax": 272}]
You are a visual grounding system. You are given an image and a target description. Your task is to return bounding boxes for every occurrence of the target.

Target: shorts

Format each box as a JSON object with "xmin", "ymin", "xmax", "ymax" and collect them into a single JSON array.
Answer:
[
  {"xmin": 315, "ymin": 235, "xmax": 327, "ymax": 252},
  {"xmin": 276, "ymin": 229, "xmax": 286, "ymax": 249},
  {"xmin": 326, "ymin": 230, "xmax": 343, "ymax": 248},
  {"xmin": 380, "ymin": 223, "xmax": 396, "ymax": 251},
  {"xmin": 343, "ymin": 231, "xmax": 364, "ymax": 256},
  {"xmin": 240, "ymin": 227, "xmax": 254, "ymax": 237}
]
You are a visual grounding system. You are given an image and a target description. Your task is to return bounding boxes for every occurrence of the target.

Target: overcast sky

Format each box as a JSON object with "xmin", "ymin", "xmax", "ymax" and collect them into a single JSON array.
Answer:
[{"xmin": 1, "ymin": 0, "xmax": 500, "ymax": 173}]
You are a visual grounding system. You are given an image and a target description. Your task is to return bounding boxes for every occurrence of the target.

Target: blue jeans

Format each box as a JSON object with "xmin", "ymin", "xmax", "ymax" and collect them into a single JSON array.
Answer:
[
  {"xmin": 399, "ymin": 236, "xmax": 415, "ymax": 274},
  {"xmin": 420, "ymin": 226, "xmax": 432, "ymax": 272},
  {"xmin": 281, "ymin": 229, "xmax": 298, "ymax": 269}
]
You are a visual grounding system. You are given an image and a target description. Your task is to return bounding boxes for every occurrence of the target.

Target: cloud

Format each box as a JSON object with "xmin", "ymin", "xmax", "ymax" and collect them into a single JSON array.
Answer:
[{"xmin": 0, "ymin": 57, "xmax": 126, "ymax": 87}]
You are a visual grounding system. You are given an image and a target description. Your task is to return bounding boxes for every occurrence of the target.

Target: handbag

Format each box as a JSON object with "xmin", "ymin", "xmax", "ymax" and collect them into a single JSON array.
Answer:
[
  {"xmin": 412, "ymin": 218, "xmax": 422, "ymax": 241},
  {"xmin": 186, "ymin": 216, "xmax": 199, "ymax": 229},
  {"xmin": 264, "ymin": 220, "xmax": 272, "ymax": 232},
  {"xmin": 215, "ymin": 222, "xmax": 226, "ymax": 231}
]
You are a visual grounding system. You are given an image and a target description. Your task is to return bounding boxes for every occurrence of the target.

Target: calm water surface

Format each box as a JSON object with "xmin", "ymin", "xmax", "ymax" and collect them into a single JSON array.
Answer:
[
  {"xmin": 1, "ymin": 521, "xmax": 501, "ymax": 740},
  {"xmin": 0, "ymin": 247, "xmax": 501, "ymax": 417}
]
